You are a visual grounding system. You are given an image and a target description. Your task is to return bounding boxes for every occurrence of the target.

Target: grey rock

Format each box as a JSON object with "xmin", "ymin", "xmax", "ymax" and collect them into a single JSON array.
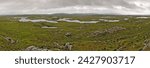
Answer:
[
  {"xmin": 105, "ymin": 26, "xmax": 126, "ymax": 33},
  {"xmin": 144, "ymin": 39, "xmax": 150, "ymax": 47},
  {"xmin": 53, "ymin": 42, "xmax": 60, "ymax": 48},
  {"xmin": 64, "ymin": 42, "xmax": 73, "ymax": 51},
  {"xmin": 53, "ymin": 42, "xmax": 64, "ymax": 49},
  {"xmin": 4, "ymin": 37, "xmax": 16, "ymax": 44},
  {"xmin": 65, "ymin": 32, "xmax": 72, "ymax": 37},
  {"xmin": 141, "ymin": 39, "xmax": 150, "ymax": 51},
  {"xmin": 25, "ymin": 46, "xmax": 50, "ymax": 51},
  {"xmin": 92, "ymin": 26, "xmax": 126, "ymax": 37},
  {"xmin": 92, "ymin": 31, "xmax": 106, "ymax": 37}
]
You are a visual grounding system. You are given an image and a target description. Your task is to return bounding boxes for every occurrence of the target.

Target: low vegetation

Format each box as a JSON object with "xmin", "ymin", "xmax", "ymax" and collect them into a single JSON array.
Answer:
[{"xmin": 0, "ymin": 14, "xmax": 150, "ymax": 51}]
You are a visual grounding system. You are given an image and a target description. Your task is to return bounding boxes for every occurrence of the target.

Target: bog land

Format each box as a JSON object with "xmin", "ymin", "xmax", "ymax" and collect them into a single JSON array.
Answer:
[{"xmin": 0, "ymin": 14, "xmax": 150, "ymax": 51}]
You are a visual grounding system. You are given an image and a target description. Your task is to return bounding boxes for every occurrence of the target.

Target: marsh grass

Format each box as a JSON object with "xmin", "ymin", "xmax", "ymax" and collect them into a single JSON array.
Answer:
[{"xmin": 0, "ymin": 15, "xmax": 150, "ymax": 51}]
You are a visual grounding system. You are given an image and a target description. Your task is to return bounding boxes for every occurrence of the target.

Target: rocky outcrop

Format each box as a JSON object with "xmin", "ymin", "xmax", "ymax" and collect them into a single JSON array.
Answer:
[
  {"xmin": 105, "ymin": 26, "xmax": 126, "ymax": 33},
  {"xmin": 92, "ymin": 26, "xmax": 126, "ymax": 37}
]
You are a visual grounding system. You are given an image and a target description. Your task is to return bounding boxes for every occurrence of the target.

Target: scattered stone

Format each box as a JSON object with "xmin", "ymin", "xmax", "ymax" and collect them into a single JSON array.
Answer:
[
  {"xmin": 105, "ymin": 26, "xmax": 126, "ymax": 33},
  {"xmin": 92, "ymin": 31, "xmax": 106, "ymax": 37},
  {"xmin": 92, "ymin": 26, "xmax": 126, "ymax": 37},
  {"xmin": 65, "ymin": 32, "xmax": 72, "ymax": 37},
  {"xmin": 24, "ymin": 46, "xmax": 50, "ymax": 51},
  {"xmin": 53, "ymin": 42, "xmax": 63, "ymax": 49},
  {"xmin": 140, "ymin": 39, "xmax": 150, "ymax": 51},
  {"xmin": 64, "ymin": 42, "xmax": 73, "ymax": 51},
  {"xmin": 4, "ymin": 37, "xmax": 16, "ymax": 44},
  {"xmin": 53, "ymin": 42, "xmax": 73, "ymax": 51},
  {"xmin": 144, "ymin": 39, "xmax": 150, "ymax": 46}
]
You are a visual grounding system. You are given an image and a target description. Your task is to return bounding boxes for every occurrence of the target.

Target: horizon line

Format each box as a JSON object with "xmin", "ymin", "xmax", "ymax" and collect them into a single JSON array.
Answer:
[{"xmin": 0, "ymin": 13, "xmax": 150, "ymax": 16}]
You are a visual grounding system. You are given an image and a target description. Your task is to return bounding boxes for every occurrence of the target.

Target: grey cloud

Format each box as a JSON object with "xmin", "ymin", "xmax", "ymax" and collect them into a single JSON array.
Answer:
[{"xmin": 0, "ymin": 0, "xmax": 150, "ymax": 15}]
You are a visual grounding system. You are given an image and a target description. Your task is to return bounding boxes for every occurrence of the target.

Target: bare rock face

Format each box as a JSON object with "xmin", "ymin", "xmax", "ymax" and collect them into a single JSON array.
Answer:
[
  {"xmin": 24, "ymin": 46, "xmax": 50, "ymax": 51},
  {"xmin": 64, "ymin": 42, "xmax": 73, "ymax": 51}
]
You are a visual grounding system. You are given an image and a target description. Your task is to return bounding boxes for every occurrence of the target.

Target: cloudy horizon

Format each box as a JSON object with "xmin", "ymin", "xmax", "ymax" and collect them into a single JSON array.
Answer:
[{"xmin": 0, "ymin": 0, "xmax": 150, "ymax": 15}]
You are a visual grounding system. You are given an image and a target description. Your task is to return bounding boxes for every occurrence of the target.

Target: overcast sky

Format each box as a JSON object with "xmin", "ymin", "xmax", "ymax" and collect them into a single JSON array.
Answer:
[{"xmin": 0, "ymin": 0, "xmax": 150, "ymax": 15}]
